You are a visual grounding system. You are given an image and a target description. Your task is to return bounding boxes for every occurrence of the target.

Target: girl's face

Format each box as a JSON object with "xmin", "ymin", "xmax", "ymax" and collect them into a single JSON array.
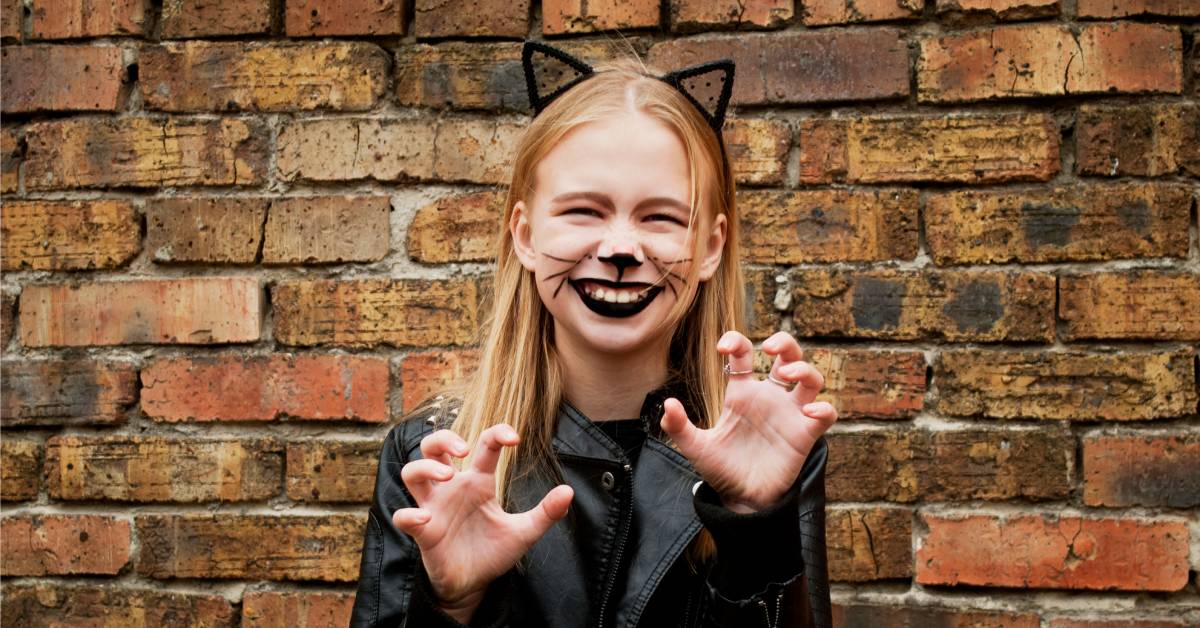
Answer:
[{"xmin": 510, "ymin": 111, "xmax": 726, "ymax": 358}]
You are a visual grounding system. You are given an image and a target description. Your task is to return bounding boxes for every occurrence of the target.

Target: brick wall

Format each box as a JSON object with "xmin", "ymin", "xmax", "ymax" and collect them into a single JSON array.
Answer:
[{"xmin": 1, "ymin": 1, "xmax": 1198, "ymax": 626}]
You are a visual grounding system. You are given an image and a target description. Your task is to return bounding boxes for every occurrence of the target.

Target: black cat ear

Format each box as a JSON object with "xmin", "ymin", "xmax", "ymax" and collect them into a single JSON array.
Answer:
[
  {"xmin": 659, "ymin": 60, "xmax": 735, "ymax": 134},
  {"xmin": 522, "ymin": 41, "xmax": 595, "ymax": 116}
]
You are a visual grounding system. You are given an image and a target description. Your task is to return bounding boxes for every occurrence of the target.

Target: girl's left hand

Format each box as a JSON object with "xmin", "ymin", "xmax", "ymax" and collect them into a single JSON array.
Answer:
[{"xmin": 660, "ymin": 330, "xmax": 838, "ymax": 513}]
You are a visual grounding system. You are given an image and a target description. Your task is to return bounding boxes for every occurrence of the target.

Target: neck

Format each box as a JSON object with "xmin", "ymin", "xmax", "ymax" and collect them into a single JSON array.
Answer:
[{"xmin": 555, "ymin": 333, "xmax": 670, "ymax": 422}]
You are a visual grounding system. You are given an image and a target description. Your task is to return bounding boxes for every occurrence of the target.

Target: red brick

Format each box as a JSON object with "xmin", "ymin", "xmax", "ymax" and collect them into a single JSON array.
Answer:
[
  {"xmin": 399, "ymin": 349, "xmax": 481, "ymax": 412},
  {"xmin": 273, "ymin": 278, "xmax": 484, "ymax": 348},
  {"xmin": 798, "ymin": 113, "xmax": 1059, "ymax": 184},
  {"xmin": 413, "ymin": 0, "xmax": 528, "ymax": 38},
  {"xmin": 744, "ymin": 267, "xmax": 781, "ymax": 340},
  {"xmin": 934, "ymin": 349, "xmax": 1197, "ymax": 421},
  {"xmin": 543, "ymin": 0, "xmax": 659, "ymax": 34},
  {"xmin": 803, "ymin": 0, "xmax": 922, "ymax": 25},
  {"xmin": 1, "ymin": 0, "xmax": 20, "ymax": 40},
  {"xmin": 161, "ymin": 0, "xmax": 271, "ymax": 38},
  {"xmin": 826, "ymin": 506, "xmax": 912, "ymax": 581},
  {"xmin": 408, "ymin": 191, "xmax": 503, "ymax": 264},
  {"xmin": 918, "ymin": 23, "xmax": 1182, "ymax": 103},
  {"xmin": 0, "ymin": 291, "xmax": 14, "ymax": 347},
  {"xmin": 1059, "ymin": 271, "xmax": 1200, "ymax": 341},
  {"xmin": 46, "ymin": 436, "xmax": 283, "ymax": 502},
  {"xmin": 146, "ymin": 197, "xmax": 267, "ymax": 264},
  {"xmin": 30, "ymin": 0, "xmax": 148, "ymax": 39},
  {"xmin": 0, "ymin": 359, "xmax": 137, "ymax": 427},
  {"xmin": 740, "ymin": 189, "xmax": 918, "ymax": 263},
  {"xmin": 277, "ymin": 118, "xmax": 436, "ymax": 183},
  {"xmin": 1, "ymin": 45, "xmax": 125, "ymax": 113},
  {"xmin": 2, "ymin": 584, "xmax": 234, "ymax": 627},
  {"xmin": 1, "ymin": 438, "xmax": 40, "ymax": 501},
  {"xmin": 807, "ymin": 349, "xmax": 926, "ymax": 420},
  {"xmin": 1, "ymin": 515, "xmax": 130, "ymax": 576},
  {"xmin": 1083, "ymin": 432, "xmax": 1200, "ymax": 508},
  {"xmin": 285, "ymin": 0, "xmax": 404, "ymax": 36},
  {"xmin": 1049, "ymin": 619, "xmax": 1189, "ymax": 628},
  {"xmin": 647, "ymin": 30, "xmax": 909, "ymax": 105},
  {"xmin": 19, "ymin": 277, "xmax": 261, "ymax": 347},
  {"xmin": 242, "ymin": 590, "xmax": 354, "ymax": 628},
  {"xmin": 433, "ymin": 118, "xmax": 522, "ymax": 184},
  {"xmin": 24, "ymin": 116, "xmax": 267, "ymax": 190},
  {"xmin": 935, "ymin": 0, "xmax": 1060, "ymax": 20},
  {"xmin": 1, "ymin": 199, "xmax": 140, "ymax": 271},
  {"xmin": 925, "ymin": 183, "xmax": 1193, "ymax": 264},
  {"xmin": 140, "ymin": 42, "xmax": 389, "ymax": 112},
  {"xmin": 834, "ymin": 605, "xmax": 1040, "ymax": 628},
  {"xmin": 1077, "ymin": 0, "xmax": 1200, "ymax": 18},
  {"xmin": 790, "ymin": 268, "xmax": 1055, "ymax": 342},
  {"xmin": 1076, "ymin": 103, "xmax": 1200, "ymax": 177},
  {"xmin": 262, "ymin": 195, "xmax": 390, "ymax": 264},
  {"xmin": 1, "ymin": 126, "xmax": 19, "ymax": 193},
  {"xmin": 670, "ymin": 0, "xmax": 792, "ymax": 31},
  {"xmin": 286, "ymin": 440, "xmax": 379, "ymax": 503},
  {"xmin": 917, "ymin": 513, "xmax": 1190, "ymax": 591},
  {"xmin": 725, "ymin": 118, "xmax": 791, "ymax": 185},
  {"xmin": 136, "ymin": 514, "xmax": 363, "ymax": 581},
  {"xmin": 141, "ymin": 354, "xmax": 389, "ymax": 423}
]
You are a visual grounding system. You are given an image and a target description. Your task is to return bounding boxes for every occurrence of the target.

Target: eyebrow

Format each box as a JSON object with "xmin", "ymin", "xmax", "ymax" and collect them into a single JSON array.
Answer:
[{"xmin": 549, "ymin": 191, "xmax": 690, "ymax": 213}]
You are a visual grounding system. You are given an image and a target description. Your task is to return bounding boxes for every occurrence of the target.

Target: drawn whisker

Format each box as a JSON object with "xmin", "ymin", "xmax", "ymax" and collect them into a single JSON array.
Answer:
[
  {"xmin": 554, "ymin": 277, "xmax": 570, "ymax": 298},
  {"xmin": 544, "ymin": 253, "xmax": 587, "ymax": 264},
  {"xmin": 542, "ymin": 267, "xmax": 574, "ymax": 281},
  {"xmin": 541, "ymin": 252, "xmax": 587, "ymax": 298}
]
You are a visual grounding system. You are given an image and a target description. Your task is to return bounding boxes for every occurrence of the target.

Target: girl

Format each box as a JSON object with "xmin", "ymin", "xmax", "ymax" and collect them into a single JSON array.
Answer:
[{"xmin": 351, "ymin": 42, "xmax": 837, "ymax": 628}]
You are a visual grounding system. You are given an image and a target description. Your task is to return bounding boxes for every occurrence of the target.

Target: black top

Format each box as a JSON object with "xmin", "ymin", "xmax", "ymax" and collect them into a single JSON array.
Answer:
[{"xmin": 594, "ymin": 417, "xmax": 646, "ymax": 466}]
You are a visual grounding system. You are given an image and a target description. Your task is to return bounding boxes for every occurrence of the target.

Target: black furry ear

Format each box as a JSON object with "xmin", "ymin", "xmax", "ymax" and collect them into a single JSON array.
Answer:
[
  {"xmin": 523, "ymin": 42, "xmax": 594, "ymax": 116},
  {"xmin": 659, "ymin": 60, "xmax": 735, "ymax": 136}
]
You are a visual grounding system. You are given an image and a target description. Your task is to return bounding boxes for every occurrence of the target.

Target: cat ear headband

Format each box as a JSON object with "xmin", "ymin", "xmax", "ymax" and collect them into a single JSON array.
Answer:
[{"xmin": 521, "ymin": 41, "xmax": 735, "ymax": 141}]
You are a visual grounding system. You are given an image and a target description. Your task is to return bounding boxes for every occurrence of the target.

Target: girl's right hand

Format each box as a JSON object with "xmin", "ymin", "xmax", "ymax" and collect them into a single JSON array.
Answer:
[{"xmin": 393, "ymin": 424, "xmax": 574, "ymax": 623}]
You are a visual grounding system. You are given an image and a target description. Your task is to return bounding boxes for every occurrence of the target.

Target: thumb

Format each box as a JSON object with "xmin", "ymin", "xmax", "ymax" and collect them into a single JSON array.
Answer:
[
  {"xmin": 513, "ymin": 484, "xmax": 573, "ymax": 545},
  {"xmin": 659, "ymin": 397, "xmax": 701, "ymax": 458},
  {"xmin": 393, "ymin": 507, "xmax": 432, "ymax": 541}
]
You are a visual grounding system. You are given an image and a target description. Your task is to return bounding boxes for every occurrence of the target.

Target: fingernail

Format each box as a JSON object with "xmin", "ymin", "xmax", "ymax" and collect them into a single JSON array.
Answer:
[{"xmin": 802, "ymin": 403, "xmax": 820, "ymax": 414}]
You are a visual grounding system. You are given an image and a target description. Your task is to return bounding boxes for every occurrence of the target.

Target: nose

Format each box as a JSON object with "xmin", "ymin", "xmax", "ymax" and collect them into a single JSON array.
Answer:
[
  {"xmin": 598, "ymin": 253, "xmax": 643, "ymax": 282},
  {"xmin": 595, "ymin": 227, "xmax": 645, "ymax": 282}
]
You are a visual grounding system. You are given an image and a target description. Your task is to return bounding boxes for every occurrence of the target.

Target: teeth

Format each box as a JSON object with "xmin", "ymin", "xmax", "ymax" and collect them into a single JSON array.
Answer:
[
  {"xmin": 617, "ymin": 291, "xmax": 631, "ymax": 304},
  {"xmin": 583, "ymin": 284, "xmax": 651, "ymax": 304}
]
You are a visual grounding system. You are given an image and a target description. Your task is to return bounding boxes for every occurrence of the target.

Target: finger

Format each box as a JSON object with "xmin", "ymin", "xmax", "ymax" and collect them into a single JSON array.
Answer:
[
  {"xmin": 717, "ymin": 330, "xmax": 754, "ymax": 377},
  {"xmin": 801, "ymin": 401, "xmax": 839, "ymax": 432},
  {"xmin": 512, "ymin": 484, "xmax": 574, "ymax": 545},
  {"xmin": 779, "ymin": 360, "xmax": 825, "ymax": 406},
  {"xmin": 763, "ymin": 331, "xmax": 804, "ymax": 381},
  {"xmin": 659, "ymin": 397, "xmax": 702, "ymax": 460},
  {"xmin": 392, "ymin": 507, "xmax": 432, "ymax": 539},
  {"xmin": 420, "ymin": 429, "xmax": 470, "ymax": 465},
  {"xmin": 470, "ymin": 423, "xmax": 519, "ymax": 475},
  {"xmin": 400, "ymin": 459, "xmax": 455, "ymax": 503}
]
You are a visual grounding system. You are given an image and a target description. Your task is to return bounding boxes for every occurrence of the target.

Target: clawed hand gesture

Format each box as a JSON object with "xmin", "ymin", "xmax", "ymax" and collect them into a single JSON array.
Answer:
[{"xmin": 659, "ymin": 330, "xmax": 838, "ymax": 512}]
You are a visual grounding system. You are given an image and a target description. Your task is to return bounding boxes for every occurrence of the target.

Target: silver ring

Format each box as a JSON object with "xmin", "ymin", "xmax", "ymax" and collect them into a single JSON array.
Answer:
[
  {"xmin": 766, "ymin": 373, "xmax": 795, "ymax": 390},
  {"xmin": 723, "ymin": 363, "xmax": 754, "ymax": 376}
]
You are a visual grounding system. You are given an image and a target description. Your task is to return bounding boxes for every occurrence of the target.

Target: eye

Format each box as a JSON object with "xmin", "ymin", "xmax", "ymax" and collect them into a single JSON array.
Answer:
[
  {"xmin": 647, "ymin": 213, "xmax": 685, "ymax": 225},
  {"xmin": 563, "ymin": 207, "xmax": 601, "ymax": 218}
]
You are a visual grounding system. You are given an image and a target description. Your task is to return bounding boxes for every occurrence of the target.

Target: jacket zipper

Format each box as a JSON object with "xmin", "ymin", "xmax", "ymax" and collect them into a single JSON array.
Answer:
[{"xmin": 596, "ymin": 462, "xmax": 634, "ymax": 628}]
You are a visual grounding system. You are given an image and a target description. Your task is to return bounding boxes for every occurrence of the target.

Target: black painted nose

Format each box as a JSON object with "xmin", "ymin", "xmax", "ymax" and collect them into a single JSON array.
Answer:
[{"xmin": 598, "ymin": 253, "xmax": 642, "ymax": 281}]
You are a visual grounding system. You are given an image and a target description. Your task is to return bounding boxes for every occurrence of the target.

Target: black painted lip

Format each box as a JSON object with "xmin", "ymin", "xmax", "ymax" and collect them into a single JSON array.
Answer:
[{"xmin": 569, "ymin": 279, "xmax": 662, "ymax": 318}]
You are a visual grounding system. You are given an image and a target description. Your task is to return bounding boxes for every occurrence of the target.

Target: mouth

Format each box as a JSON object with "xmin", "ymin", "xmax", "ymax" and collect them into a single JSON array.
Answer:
[{"xmin": 569, "ymin": 278, "xmax": 663, "ymax": 318}]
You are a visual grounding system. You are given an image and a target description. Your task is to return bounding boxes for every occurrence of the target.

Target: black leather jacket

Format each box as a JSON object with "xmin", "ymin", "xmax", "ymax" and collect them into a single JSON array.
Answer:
[{"xmin": 350, "ymin": 383, "xmax": 831, "ymax": 628}]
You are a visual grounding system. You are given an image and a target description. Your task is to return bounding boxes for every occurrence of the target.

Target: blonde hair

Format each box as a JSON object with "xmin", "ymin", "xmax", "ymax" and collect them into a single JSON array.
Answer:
[{"xmin": 432, "ymin": 50, "xmax": 744, "ymax": 563}]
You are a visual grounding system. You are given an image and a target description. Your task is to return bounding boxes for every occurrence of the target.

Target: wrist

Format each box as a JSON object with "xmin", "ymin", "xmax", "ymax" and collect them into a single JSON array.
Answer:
[{"xmin": 436, "ymin": 589, "xmax": 485, "ymax": 625}]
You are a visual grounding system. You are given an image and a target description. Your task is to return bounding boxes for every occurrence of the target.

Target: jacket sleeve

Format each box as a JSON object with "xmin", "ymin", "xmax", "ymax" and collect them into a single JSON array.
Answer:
[{"xmin": 691, "ymin": 436, "xmax": 831, "ymax": 628}]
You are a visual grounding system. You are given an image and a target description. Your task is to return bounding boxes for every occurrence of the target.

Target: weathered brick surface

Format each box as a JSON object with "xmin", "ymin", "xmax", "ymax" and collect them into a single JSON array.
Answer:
[
  {"xmin": 24, "ymin": 117, "xmax": 267, "ymax": 190},
  {"xmin": 834, "ymin": 605, "xmax": 1040, "ymax": 628},
  {"xmin": 919, "ymin": 23, "xmax": 1183, "ymax": 102},
  {"xmin": 286, "ymin": 440, "xmax": 379, "ymax": 503},
  {"xmin": 19, "ymin": 277, "xmax": 261, "ymax": 347},
  {"xmin": 262, "ymin": 195, "xmax": 391, "ymax": 264},
  {"xmin": 1076, "ymin": 103, "xmax": 1200, "ymax": 177},
  {"xmin": 739, "ymin": 189, "xmax": 918, "ymax": 264},
  {"xmin": 797, "ymin": 114, "xmax": 1060, "ymax": 184},
  {"xmin": 46, "ymin": 436, "xmax": 283, "ymax": 502},
  {"xmin": 407, "ymin": 191, "xmax": 504, "ymax": 264},
  {"xmin": 543, "ymin": 0, "xmax": 660, "ymax": 34},
  {"xmin": 1083, "ymin": 433, "xmax": 1200, "ymax": 508},
  {"xmin": 1077, "ymin": 0, "xmax": 1200, "ymax": 18},
  {"xmin": 1, "ymin": 0, "xmax": 20, "ymax": 40},
  {"xmin": 242, "ymin": 590, "xmax": 355, "ymax": 628},
  {"xmin": 0, "ymin": 359, "xmax": 137, "ymax": 427},
  {"xmin": 285, "ymin": 0, "xmax": 404, "ymax": 36},
  {"xmin": 916, "ymin": 513, "xmax": 1190, "ymax": 591},
  {"xmin": 670, "ymin": 0, "xmax": 792, "ymax": 31},
  {"xmin": 826, "ymin": 506, "xmax": 912, "ymax": 582},
  {"xmin": 806, "ymin": 349, "xmax": 925, "ymax": 420},
  {"xmin": 803, "ymin": 0, "xmax": 922, "ymax": 25},
  {"xmin": 1, "ymin": 515, "xmax": 131, "ymax": 576},
  {"xmin": 790, "ymin": 269, "xmax": 1055, "ymax": 342},
  {"xmin": 399, "ymin": 348, "xmax": 481, "ymax": 412},
  {"xmin": 1059, "ymin": 271, "xmax": 1200, "ymax": 341},
  {"xmin": 745, "ymin": 267, "xmax": 781, "ymax": 339},
  {"xmin": 146, "ymin": 197, "xmax": 267, "ymax": 264},
  {"xmin": 935, "ymin": 0, "xmax": 1060, "ymax": 20},
  {"xmin": 141, "ymin": 354, "xmax": 389, "ymax": 422},
  {"xmin": 1, "ymin": 199, "xmax": 140, "ymax": 270},
  {"xmin": 934, "ymin": 349, "xmax": 1198, "ymax": 421},
  {"xmin": 1, "ymin": 45, "xmax": 125, "ymax": 113},
  {"xmin": 140, "ymin": 42, "xmax": 389, "ymax": 112},
  {"xmin": 1, "ymin": 438, "xmax": 40, "ymax": 501},
  {"xmin": 136, "ymin": 514, "xmax": 363, "ymax": 581},
  {"xmin": 2, "ymin": 583, "xmax": 236, "ymax": 628},
  {"xmin": 647, "ymin": 30, "xmax": 909, "ymax": 105},
  {"xmin": 412, "ymin": 0, "xmax": 528, "ymax": 38},
  {"xmin": 273, "ymin": 278, "xmax": 483, "ymax": 348},
  {"xmin": 433, "ymin": 118, "xmax": 522, "ymax": 184},
  {"xmin": 1, "ymin": 126, "xmax": 19, "ymax": 193},
  {"xmin": 0, "ymin": 292, "xmax": 14, "ymax": 347},
  {"xmin": 161, "ymin": 0, "xmax": 271, "ymax": 38},
  {"xmin": 30, "ymin": 0, "xmax": 148, "ymax": 39},
  {"xmin": 925, "ymin": 183, "xmax": 1193, "ymax": 264},
  {"xmin": 725, "ymin": 118, "xmax": 790, "ymax": 185},
  {"xmin": 1049, "ymin": 619, "xmax": 1189, "ymax": 628}
]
